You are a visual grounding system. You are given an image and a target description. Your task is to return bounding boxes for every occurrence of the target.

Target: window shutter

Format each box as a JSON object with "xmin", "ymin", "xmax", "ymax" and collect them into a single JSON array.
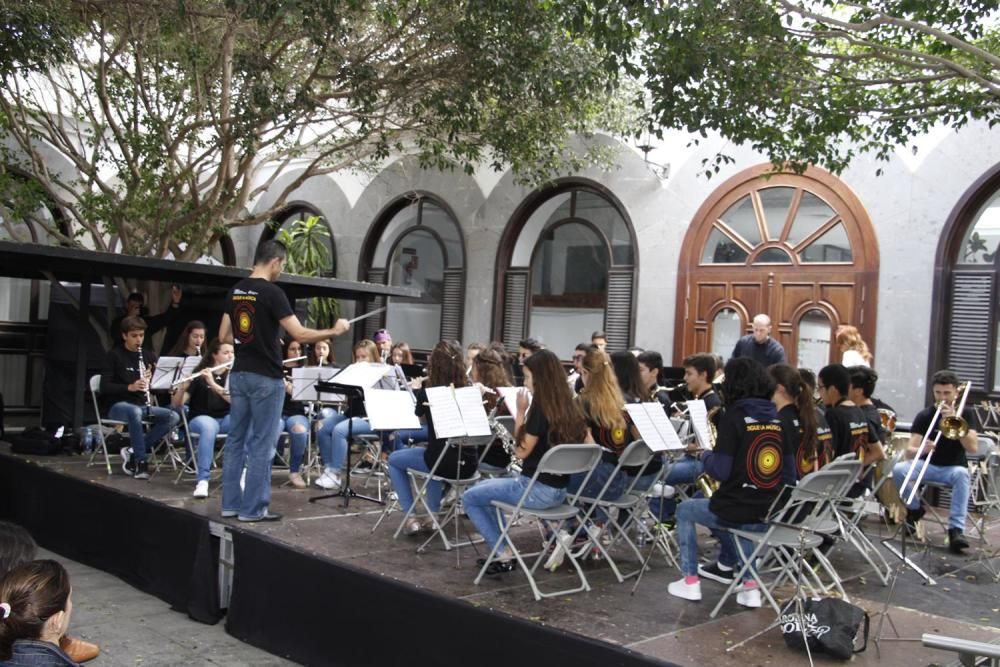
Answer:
[
  {"xmin": 604, "ymin": 269, "xmax": 635, "ymax": 352},
  {"xmin": 363, "ymin": 268, "xmax": 387, "ymax": 341},
  {"xmin": 947, "ymin": 271, "xmax": 996, "ymax": 391},
  {"xmin": 502, "ymin": 270, "xmax": 529, "ymax": 350},
  {"xmin": 440, "ymin": 269, "xmax": 464, "ymax": 342}
]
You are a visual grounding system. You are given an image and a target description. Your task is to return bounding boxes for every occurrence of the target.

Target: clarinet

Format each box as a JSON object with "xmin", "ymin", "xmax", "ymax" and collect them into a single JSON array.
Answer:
[{"xmin": 137, "ymin": 346, "xmax": 152, "ymax": 414}]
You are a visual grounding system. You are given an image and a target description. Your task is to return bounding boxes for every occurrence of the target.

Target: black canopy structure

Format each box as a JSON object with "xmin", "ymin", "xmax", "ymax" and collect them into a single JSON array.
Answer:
[{"xmin": 0, "ymin": 240, "xmax": 420, "ymax": 431}]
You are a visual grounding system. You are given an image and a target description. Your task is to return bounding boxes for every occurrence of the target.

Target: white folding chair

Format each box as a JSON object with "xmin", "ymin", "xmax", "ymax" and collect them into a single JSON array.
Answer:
[
  {"xmin": 474, "ymin": 443, "xmax": 603, "ymax": 601},
  {"xmin": 87, "ymin": 375, "xmax": 128, "ymax": 475}
]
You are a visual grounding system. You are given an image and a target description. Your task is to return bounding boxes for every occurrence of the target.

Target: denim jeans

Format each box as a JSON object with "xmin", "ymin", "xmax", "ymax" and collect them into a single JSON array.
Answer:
[
  {"xmin": 280, "ymin": 414, "xmax": 310, "ymax": 472},
  {"xmin": 650, "ymin": 456, "xmax": 706, "ymax": 518},
  {"xmin": 222, "ymin": 372, "xmax": 285, "ymax": 520},
  {"xmin": 317, "ymin": 414, "xmax": 371, "ymax": 471},
  {"xmin": 391, "ymin": 426, "xmax": 428, "ymax": 453},
  {"xmin": 388, "ymin": 446, "xmax": 443, "ymax": 514},
  {"xmin": 675, "ymin": 498, "xmax": 767, "ymax": 580},
  {"xmin": 568, "ymin": 460, "xmax": 625, "ymax": 524},
  {"xmin": 892, "ymin": 460, "xmax": 970, "ymax": 530},
  {"xmin": 464, "ymin": 475, "xmax": 567, "ymax": 550},
  {"xmin": 108, "ymin": 402, "xmax": 179, "ymax": 461},
  {"xmin": 3, "ymin": 638, "xmax": 78, "ymax": 666},
  {"xmin": 189, "ymin": 414, "xmax": 231, "ymax": 481}
]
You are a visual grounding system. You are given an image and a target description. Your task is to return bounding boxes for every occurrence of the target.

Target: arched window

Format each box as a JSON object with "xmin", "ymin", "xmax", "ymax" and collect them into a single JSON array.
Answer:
[
  {"xmin": 259, "ymin": 204, "xmax": 336, "ymax": 276},
  {"xmin": 676, "ymin": 166, "xmax": 878, "ymax": 368},
  {"xmin": 711, "ymin": 308, "xmax": 743, "ymax": 362},
  {"xmin": 933, "ymin": 168, "xmax": 1000, "ymax": 397},
  {"xmin": 495, "ymin": 183, "xmax": 637, "ymax": 359},
  {"xmin": 358, "ymin": 194, "xmax": 465, "ymax": 351}
]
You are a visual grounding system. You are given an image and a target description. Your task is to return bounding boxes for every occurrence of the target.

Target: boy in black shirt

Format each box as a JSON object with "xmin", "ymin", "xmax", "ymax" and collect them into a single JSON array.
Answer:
[
  {"xmin": 892, "ymin": 369, "xmax": 979, "ymax": 553},
  {"xmin": 818, "ymin": 364, "xmax": 883, "ymax": 497},
  {"xmin": 100, "ymin": 316, "xmax": 180, "ymax": 479}
]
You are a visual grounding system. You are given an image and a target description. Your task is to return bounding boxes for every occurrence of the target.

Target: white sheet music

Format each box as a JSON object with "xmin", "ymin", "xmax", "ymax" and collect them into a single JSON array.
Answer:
[
  {"xmin": 329, "ymin": 362, "xmax": 392, "ymax": 388},
  {"xmin": 686, "ymin": 399, "xmax": 713, "ymax": 450},
  {"xmin": 624, "ymin": 403, "xmax": 685, "ymax": 451},
  {"xmin": 152, "ymin": 356, "xmax": 199, "ymax": 390},
  {"xmin": 497, "ymin": 386, "xmax": 529, "ymax": 414},
  {"xmin": 365, "ymin": 389, "xmax": 421, "ymax": 430},
  {"xmin": 426, "ymin": 386, "xmax": 492, "ymax": 438},
  {"xmin": 291, "ymin": 367, "xmax": 340, "ymax": 402}
]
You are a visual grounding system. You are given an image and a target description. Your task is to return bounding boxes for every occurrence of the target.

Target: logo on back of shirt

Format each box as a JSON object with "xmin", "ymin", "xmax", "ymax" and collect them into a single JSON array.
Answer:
[
  {"xmin": 745, "ymin": 427, "xmax": 783, "ymax": 490},
  {"xmin": 234, "ymin": 301, "xmax": 256, "ymax": 343}
]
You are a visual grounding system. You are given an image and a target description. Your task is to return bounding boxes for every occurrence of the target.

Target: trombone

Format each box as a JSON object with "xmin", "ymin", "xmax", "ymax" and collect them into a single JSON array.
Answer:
[{"xmin": 902, "ymin": 381, "xmax": 971, "ymax": 504}]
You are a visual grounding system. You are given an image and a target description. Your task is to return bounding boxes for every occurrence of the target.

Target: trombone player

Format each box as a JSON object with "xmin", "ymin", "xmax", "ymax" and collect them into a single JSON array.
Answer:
[{"xmin": 892, "ymin": 369, "xmax": 980, "ymax": 553}]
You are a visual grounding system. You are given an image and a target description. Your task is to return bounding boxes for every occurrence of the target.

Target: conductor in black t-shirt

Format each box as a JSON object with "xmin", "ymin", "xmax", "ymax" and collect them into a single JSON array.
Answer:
[
  {"xmin": 217, "ymin": 240, "xmax": 350, "ymax": 522},
  {"xmin": 892, "ymin": 369, "xmax": 979, "ymax": 553},
  {"xmin": 731, "ymin": 314, "xmax": 787, "ymax": 367}
]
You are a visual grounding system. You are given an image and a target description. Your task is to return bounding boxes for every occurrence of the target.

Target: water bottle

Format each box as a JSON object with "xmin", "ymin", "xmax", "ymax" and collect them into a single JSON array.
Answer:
[{"xmin": 81, "ymin": 426, "xmax": 94, "ymax": 453}]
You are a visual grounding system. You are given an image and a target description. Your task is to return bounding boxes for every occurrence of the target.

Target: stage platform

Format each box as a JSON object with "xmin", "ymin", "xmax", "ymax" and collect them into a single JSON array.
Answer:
[{"xmin": 1, "ymin": 446, "xmax": 999, "ymax": 667}]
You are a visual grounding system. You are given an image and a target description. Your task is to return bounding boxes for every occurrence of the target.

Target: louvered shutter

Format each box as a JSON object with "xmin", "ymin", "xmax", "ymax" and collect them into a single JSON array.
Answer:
[
  {"xmin": 363, "ymin": 268, "xmax": 388, "ymax": 341},
  {"xmin": 604, "ymin": 269, "xmax": 635, "ymax": 352},
  {"xmin": 440, "ymin": 269, "xmax": 464, "ymax": 342},
  {"xmin": 501, "ymin": 270, "xmax": 529, "ymax": 351},
  {"xmin": 946, "ymin": 271, "xmax": 996, "ymax": 391}
]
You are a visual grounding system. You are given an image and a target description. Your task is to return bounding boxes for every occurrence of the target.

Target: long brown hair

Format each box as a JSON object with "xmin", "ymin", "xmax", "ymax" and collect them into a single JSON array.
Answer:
[
  {"xmin": 428, "ymin": 340, "xmax": 469, "ymax": 388},
  {"xmin": 168, "ymin": 320, "xmax": 206, "ymax": 356},
  {"xmin": 0, "ymin": 560, "xmax": 71, "ymax": 660},
  {"xmin": 194, "ymin": 338, "xmax": 231, "ymax": 373},
  {"xmin": 390, "ymin": 341, "xmax": 414, "ymax": 365},
  {"xmin": 519, "ymin": 349, "xmax": 587, "ymax": 445},
  {"xmin": 577, "ymin": 348, "xmax": 625, "ymax": 432},
  {"xmin": 835, "ymin": 325, "xmax": 872, "ymax": 363},
  {"xmin": 769, "ymin": 363, "xmax": 818, "ymax": 462}
]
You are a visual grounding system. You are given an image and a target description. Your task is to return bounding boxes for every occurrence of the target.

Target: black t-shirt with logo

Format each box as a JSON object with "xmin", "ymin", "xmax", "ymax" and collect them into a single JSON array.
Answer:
[
  {"xmin": 824, "ymin": 402, "xmax": 870, "ymax": 460},
  {"xmin": 815, "ymin": 410, "xmax": 833, "ymax": 472},
  {"xmin": 776, "ymin": 404, "xmax": 804, "ymax": 485},
  {"xmin": 911, "ymin": 405, "xmax": 979, "ymax": 468},
  {"xmin": 228, "ymin": 278, "xmax": 294, "ymax": 379},
  {"xmin": 709, "ymin": 402, "xmax": 785, "ymax": 525},
  {"xmin": 520, "ymin": 405, "xmax": 569, "ymax": 489}
]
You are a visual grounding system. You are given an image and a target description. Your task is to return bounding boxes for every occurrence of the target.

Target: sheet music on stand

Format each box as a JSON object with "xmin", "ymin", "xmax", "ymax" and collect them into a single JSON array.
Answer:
[
  {"xmin": 624, "ymin": 403, "xmax": 685, "ymax": 452},
  {"xmin": 151, "ymin": 356, "xmax": 199, "ymax": 391},
  {"xmin": 365, "ymin": 389, "xmax": 422, "ymax": 430},
  {"xmin": 686, "ymin": 399, "xmax": 713, "ymax": 450},
  {"xmin": 426, "ymin": 386, "xmax": 492, "ymax": 439},
  {"xmin": 291, "ymin": 367, "xmax": 341, "ymax": 401},
  {"xmin": 329, "ymin": 362, "xmax": 392, "ymax": 389},
  {"xmin": 497, "ymin": 386, "xmax": 529, "ymax": 414}
]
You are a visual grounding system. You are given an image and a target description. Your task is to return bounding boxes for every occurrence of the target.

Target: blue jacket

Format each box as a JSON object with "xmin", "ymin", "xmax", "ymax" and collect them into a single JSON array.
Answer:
[{"xmin": 0, "ymin": 640, "xmax": 80, "ymax": 667}]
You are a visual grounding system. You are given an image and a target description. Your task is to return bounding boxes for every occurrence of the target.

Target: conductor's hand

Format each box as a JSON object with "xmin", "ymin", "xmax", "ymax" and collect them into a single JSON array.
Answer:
[{"xmin": 330, "ymin": 318, "xmax": 350, "ymax": 337}]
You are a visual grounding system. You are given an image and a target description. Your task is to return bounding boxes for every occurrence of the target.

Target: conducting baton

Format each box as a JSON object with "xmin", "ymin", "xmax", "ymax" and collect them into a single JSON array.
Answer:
[{"xmin": 347, "ymin": 307, "xmax": 386, "ymax": 325}]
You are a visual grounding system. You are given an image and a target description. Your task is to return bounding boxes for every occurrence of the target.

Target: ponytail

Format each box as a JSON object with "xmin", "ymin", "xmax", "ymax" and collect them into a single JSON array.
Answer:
[
  {"xmin": 770, "ymin": 364, "xmax": 817, "ymax": 461},
  {"xmin": 0, "ymin": 560, "xmax": 71, "ymax": 660}
]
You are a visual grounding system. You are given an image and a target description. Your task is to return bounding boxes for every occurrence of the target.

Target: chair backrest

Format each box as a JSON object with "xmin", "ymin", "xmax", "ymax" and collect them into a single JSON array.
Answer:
[
  {"xmin": 820, "ymin": 456, "xmax": 864, "ymax": 492},
  {"xmin": 619, "ymin": 439, "xmax": 655, "ymax": 469},
  {"xmin": 89, "ymin": 374, "xmax": 101, "ymax": 394},
  {"xmin": 537, "ymin": 443, "xmax": 602, "ymax": 477},
  {"xmin": 776, "ymin": 468, "xmax": 854, "ymax": 526}
]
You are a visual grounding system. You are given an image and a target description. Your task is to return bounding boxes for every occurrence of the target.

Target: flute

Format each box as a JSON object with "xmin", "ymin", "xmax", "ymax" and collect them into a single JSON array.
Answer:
[{"xmin": 171, "ymin": 360, "xmax": 234, "ymax": 387}]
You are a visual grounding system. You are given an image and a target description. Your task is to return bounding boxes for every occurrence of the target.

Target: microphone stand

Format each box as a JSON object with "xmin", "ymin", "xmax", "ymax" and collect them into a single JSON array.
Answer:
[{"xmin": 309, "ymin": 381, "xmax": 382, "ymax": 508}]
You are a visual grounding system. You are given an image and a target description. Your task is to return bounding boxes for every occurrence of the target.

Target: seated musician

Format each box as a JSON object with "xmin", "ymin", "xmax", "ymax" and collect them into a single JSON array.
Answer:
[
  {"xmin": 471, "ymin": 344, "xmax": 516, "ymax": 475},
  {"xmin": 171, "ymin": 339, "xmax": 233, "ymax": 498},
  {"xmin": 384, "ymin": 339, "xmax": 427, "ymax": 455},
  {"xmin": 388, "ymin": 341, "xmax": 479, "ymax": 535},
  {"xmin": 99, "ymin": 316, "xmax": 180, "ymax": 480},
  {"xmin": 637, "ymin": 350, "xmax": 672, "ymax": 407},
  {"xmin": 769, "ymin": 364, "xmax": 818, "ymax": 482},
  {"xmin": 308, "ymin": 338, "xmax": 336, "ymax": 368},
  {"xmin": 892, "ymin": 369, "xmax": 978, "ymax": 553},
  {"xmin": 818, "ymin": 364, "xmax": 884, "ymax": 496},
  {"xmin": 464, "ymin": 349, "xmax": 591, "ymax": 576},
  {"xmin": 661, "ymin": 354, "xmax": 722, "ymax": 500},
  {"xmin": 668, "ymin": 357, "xmax": 788, "ymax": 607},
  {"xmin": 277, "ymin": 340, "xmax": 312, "ymax": 489},
  {"xmin": 610, "ymin": 350, "xmax": 661, "ymax": 489},
  {"xmin": 567, "ymin": 343, "xmax": 594, "ymax": 394},
  {"xmin": 313, "ymin": 339, "xmax": 395, "ymax": 490},
  {"xmin": 392, "ymin": 341, "xmax": 415, "ymax": 366},
  {"xmin": 166, "ymin": 320, "xmax": 207, "ymax": 358}
]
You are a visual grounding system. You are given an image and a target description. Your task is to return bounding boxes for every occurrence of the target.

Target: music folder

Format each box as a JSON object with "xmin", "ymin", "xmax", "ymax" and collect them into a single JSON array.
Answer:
[
  {"xmin": 364, "ymin": 389, "xmax": 421, "ymax": 430},
  {"xmin": 686, "ymin": 399, "xmax": 713, "ymax": 450},
  {"xmin": 624, "ymin": 403, "xmax": 685, "ymax": 452},
  {"xmin": 152, "ymin": 356, "xmax": 198, "ymax": 391},
  {"xmin": 496, "ymin": 386, "xmax": 530, "ymax": 414},
  {"xmin": 425, "ymin": 386, "xmax": 492, "ymax": 439}
]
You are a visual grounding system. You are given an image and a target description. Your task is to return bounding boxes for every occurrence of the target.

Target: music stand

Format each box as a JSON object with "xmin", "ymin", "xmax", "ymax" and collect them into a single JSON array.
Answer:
[{"xmin": 309, "ymin": 381, "xmax": 382, "ymax": 508}]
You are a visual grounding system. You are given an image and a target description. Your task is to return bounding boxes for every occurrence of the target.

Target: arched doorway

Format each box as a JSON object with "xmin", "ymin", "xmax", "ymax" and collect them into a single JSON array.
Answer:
[{"xmin": 675, "ymin": 165, "xmax": 879, "ymax": 368}]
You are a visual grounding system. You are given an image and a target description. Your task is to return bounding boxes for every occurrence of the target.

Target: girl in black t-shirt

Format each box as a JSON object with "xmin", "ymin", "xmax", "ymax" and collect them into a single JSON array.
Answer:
[
  {"xmin": 464, "ymin": 349, "xmax": 590, "ymax": 575},
  {"xmin": 769, "ymin": 364, "xmax": 818, "ymax": 482},
  {"xmin": 387, "ymin": 341, "xmax": 479, "ymax": 535},
  {"xmin": 167, "ymin": 320, "xmax": 207, "ymax": 358},
  {"xmin": 472, "ymin": 345, "xmax": 517, "ymax": 474}
]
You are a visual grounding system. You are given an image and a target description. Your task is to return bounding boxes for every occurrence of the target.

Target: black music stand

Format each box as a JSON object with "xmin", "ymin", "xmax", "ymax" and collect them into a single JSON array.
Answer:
[{"xmin": 309, "ymin": 381, "xmax": 383, "ymax": 508}]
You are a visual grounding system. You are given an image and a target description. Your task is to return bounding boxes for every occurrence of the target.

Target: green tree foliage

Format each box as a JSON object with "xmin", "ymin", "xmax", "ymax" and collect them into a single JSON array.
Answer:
[
  {"xmin": 0, "ymin": 0, "xmax": 635, "ymax": 258},
  {"xmin": 582, "ymin": 0, "xmax": 1000, "ymax": 175},
  {"xmin": 275, "ymin": 215, "xmax": 339, "ymax": 328}
]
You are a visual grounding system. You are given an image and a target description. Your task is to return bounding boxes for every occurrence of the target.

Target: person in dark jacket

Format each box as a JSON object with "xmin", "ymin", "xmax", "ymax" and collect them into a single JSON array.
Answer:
[
  {"xmin": 731, "ymin": 314, "xmax": 786, "ymax": 367},
  {"xmin": 0, "ymin": 560, "xmax": 79, "ymax": 666}
]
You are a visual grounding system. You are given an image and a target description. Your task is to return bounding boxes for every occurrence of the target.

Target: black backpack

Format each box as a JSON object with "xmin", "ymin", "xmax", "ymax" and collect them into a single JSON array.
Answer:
[{"xmin": 10, "ymin": 426, "xmax": 63, "ymax": 456}]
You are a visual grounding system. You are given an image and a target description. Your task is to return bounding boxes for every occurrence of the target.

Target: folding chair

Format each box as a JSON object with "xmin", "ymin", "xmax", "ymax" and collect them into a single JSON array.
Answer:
[
  {"xmin": 709, "ymin": 468, "xmax": 855, "ymax": 618},
  {"xmin": 474, "ymin": 443, "xmax": 603, "ymax": 601},
  {"xmin": 572, "ymin": 440, "xmax": 656, "ymax": 582},
  {"xmin": 87, "ymin": 375, "xmax": 127, "ymax": 475}
]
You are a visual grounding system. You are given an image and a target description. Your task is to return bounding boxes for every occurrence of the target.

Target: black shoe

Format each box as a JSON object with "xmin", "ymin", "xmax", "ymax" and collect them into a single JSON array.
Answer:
[
  {"xmin": 904, "ymin": 505, "xmax": 925, "ymax": 536},
  {"xmin": 947, "ymin": 528, "xmax": 969, "ymax": 553},
  {"xmin": 485, "ymin": 560, "xmax": 517, "ymax": 576},
  {"xmin": 698, "ymin": 562, "xmax": 735, "ymax": 584},
  {"xmin": 238, "ymin": 512, "xmax": 283, "ymax": 523},
  {"xmin": 133, "ymin": 459, "xmax": 150, "ymax": 480}
]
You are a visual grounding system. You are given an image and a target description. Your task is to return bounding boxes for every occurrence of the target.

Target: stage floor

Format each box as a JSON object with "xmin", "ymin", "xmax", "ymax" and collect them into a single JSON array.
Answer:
[{"xmin": 6, "ymin": 448, "xmax": 1000, "ymax": 666}]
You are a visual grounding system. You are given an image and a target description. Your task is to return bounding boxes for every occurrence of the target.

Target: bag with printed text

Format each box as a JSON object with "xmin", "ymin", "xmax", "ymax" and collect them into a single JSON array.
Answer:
[{"xmin": 780, "ymin": 597, "xmax": 869, "ymax": 659}]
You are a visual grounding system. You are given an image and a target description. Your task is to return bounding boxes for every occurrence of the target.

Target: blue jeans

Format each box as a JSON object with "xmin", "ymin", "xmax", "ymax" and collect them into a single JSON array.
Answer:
[
  {"xmin": 391, "ymin": 427, "xmax": 428, "ymax": 453},
  {"xmin": 317, "ymin": 414, "xmax": 371, "ymax": 471},
  {"xmin": 280, "ymin": 414, "xmax": 310, "ymax": 472},
  {"xmin": 464, "ymin": 475, "xmax": 567, "ymax": 550},
  {"xmin": 222, "ymin": 372, "xmax": 285, "ymax": 520},
  {"xmin": 388, "ymin": 446, "xmax": 442, "ymax": 514},
  {"xmin": 675, "ymin": 498, "xmax": 766, "ymax": 580},
  {"xmin": 108, "ymin": 402, "xmax": 179, "ymax": 461},
  {"xmin": 568, "ymin": 460, "xmax": 624, "ymax": 524},
  {"xmin": 189, "ymin": 414, "xmax": 231, "ymax": 481},
  {"xmin": 892, "ymin": 460, "xmax": 970, "ymax": 530},
  {"xmin": 651, "ymin": 456, "xmax": 706, "ymax": 518}
]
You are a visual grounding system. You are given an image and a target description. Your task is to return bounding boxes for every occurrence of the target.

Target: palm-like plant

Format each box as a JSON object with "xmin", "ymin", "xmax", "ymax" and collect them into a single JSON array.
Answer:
[{"xmin": 274, "ymin": 216, "xmax": 339, "ymax": 328}]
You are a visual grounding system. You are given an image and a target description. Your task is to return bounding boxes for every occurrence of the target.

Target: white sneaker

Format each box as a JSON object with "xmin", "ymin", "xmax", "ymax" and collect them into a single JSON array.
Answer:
[
  {"xmin": 649, "ymin": 482, "xmax": 676, "ymax": 498},
  {"xmin": 193, "ymin": 480, "xmax": 209, "ymax": 499},
  {"xmin": 314, "ymin": 470, "xmax": 341, "ymax": 490},
  {"xmin": 736, "ymin": 584, "xmax": 762, "ymax": 608},
  {"xmin": 668, "ymin": 578, "xmax": 702, "ymax": 601},
  {"xmin": 544, "ymin": 530, "xmax": 572, "ymax": 572}
]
